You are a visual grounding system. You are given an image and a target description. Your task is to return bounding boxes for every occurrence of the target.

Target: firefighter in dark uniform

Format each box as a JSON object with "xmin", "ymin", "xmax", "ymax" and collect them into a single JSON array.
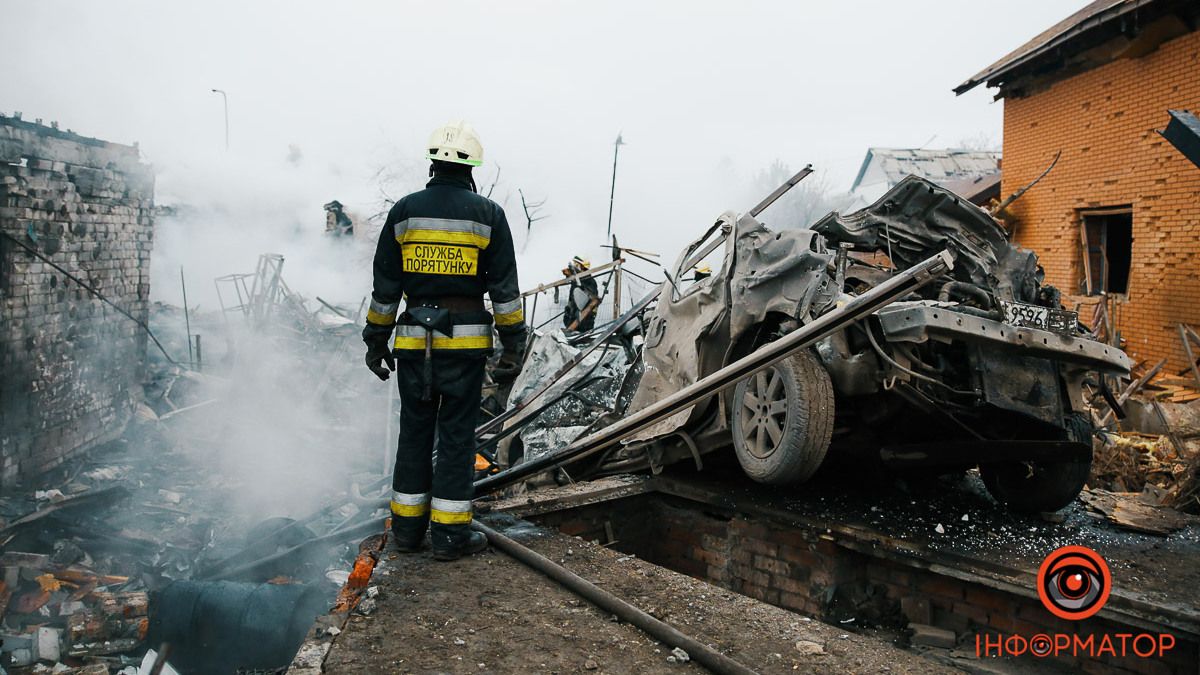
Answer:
[
  {"xmin": 363, "ymin": 121, "xmax": 526, "ymax": 561},
  {"xmin": 562, "ymin": 255, "xmax": 600, "ymax": 333}
]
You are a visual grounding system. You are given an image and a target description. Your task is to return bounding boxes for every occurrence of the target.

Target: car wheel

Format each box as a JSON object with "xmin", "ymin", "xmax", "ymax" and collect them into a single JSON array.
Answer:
[
  {"xmin": 980, "ymin": 413, "xmax": 1094, "ymax": 513},
  {"xmin": 731, "ymin": 349, "xmax": 834, "ymax": 484}
]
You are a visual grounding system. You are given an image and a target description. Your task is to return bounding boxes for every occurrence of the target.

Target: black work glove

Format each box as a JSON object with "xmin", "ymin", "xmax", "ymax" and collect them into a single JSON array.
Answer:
[
  {"xmin": 493, "ymin": 353, "xmax": 522, "ymax": 383},
  {"xmin": 493, "ymin": 333, "xmax": 527, "ymax": 383},
  {"xmin": 365, "ymin": 342, "xmax": 395, "ymax": 381}
]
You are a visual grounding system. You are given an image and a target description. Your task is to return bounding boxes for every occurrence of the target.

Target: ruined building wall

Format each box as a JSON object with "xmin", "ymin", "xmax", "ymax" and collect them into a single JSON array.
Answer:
[
  {"xmin": 0, "ymin": 116, "xmax": 155, "ymax": 487},
  {"xmin": 1001, "ymin": 29, "xmax": 1200, "ymax": 369}
]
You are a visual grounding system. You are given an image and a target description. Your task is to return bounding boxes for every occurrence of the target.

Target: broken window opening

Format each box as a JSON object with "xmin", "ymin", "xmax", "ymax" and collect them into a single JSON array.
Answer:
[{"xmin": 1080, "ymin": 207, "xmax": 1132, "ymax": 296}]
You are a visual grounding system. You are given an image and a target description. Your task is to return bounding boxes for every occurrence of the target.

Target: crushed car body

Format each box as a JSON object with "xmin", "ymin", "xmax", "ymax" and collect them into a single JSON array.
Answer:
[{"xmin": 580, "ymin": 175, "xmax": 1130, "ymax": 512}]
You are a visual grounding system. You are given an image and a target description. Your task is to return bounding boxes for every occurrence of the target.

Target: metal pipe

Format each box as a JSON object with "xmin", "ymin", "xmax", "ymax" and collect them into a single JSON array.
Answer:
[
  {"xmin": 613, "ymin": 259, "xmax": 622, "ymax": 320},
  {"xmin": 475, "ymin": 250, "xmax": 954, "ymax": 493},
  {"xmin": 181, "ymin": 267, "xmax": 193, "ymax": 365},
  {"xmin": 473, "ymin": 521, "xmax": 758, "ymax": 675}
]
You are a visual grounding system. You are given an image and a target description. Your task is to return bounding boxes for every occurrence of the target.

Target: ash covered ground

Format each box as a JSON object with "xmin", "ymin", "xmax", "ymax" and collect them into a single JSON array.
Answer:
[{"xmin": 664, "ymin": 455, "xmax": 1200, "ymax": 611}]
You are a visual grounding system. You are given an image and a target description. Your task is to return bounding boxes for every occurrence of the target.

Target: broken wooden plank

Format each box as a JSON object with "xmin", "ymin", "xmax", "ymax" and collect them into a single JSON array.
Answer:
[
  {"xmin": 1100, "ymin": 358, "xmax": 1168, "ymax": 426},
  {"xmin": 0, "ymin": 487, "xmax": 130, "ymax": 536},
  {"xmin": 1180, "ymin": 324, "xmax": 1200, "ymax": 389},
  {"xmin": 1080, "ymin": 489, "xmax": 1198, "ymax": 535}
]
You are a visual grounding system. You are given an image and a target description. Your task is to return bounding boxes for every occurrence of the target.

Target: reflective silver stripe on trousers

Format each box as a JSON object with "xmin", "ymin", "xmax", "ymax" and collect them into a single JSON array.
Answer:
[
  {"xmin": 370, "ymin": 299, "xmax": 400, "ymax": 315},
  {"xmin": 395, "ymin": 217, "xmax": 492, "ymax": 240},
  {"xmin": 395, "ymin": 323, "xmax": 493, "ymax": 339},
  {"xmin": 392, "ymin": 491, "xmax": 430, "ymax": 505},
  {"xmin": 431, "ymin": 497, "xmax": 472, "ymax": 513},
  {"xmin": 492, "ymin": 297, "xmax": 522, "ymax": 315}
]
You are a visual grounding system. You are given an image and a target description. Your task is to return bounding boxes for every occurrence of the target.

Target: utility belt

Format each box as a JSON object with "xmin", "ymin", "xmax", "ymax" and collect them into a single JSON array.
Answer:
[
  {"xmin": 406, "ymin": 295, "xmax": 485, "ymax": 313},
  {"xmin": 395, "ymin": 296, "xmax": 493, "ymax": 400}
]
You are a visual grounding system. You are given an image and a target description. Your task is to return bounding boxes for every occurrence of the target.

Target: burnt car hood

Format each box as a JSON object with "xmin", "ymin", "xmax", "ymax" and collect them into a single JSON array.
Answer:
[{"xmin": 812, "ymin": 175, "xmax": 1041, "ymax": 303}]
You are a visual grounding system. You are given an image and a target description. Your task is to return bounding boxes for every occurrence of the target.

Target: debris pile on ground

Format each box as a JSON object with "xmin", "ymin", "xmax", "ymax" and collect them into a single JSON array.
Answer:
[
  {"xmin": 1090, "ymin": 362, "xmax": 1200, "ymax": 515},
  {"xmin": 0, "ymin": 254, "xmax": 392, "ymax": 672}
]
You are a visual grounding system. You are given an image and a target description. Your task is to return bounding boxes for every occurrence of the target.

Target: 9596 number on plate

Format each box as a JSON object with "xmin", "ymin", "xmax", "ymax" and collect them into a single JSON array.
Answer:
[{"xmin": 999, "ymin": 300, "xmax": 1077, "ymax": 335}]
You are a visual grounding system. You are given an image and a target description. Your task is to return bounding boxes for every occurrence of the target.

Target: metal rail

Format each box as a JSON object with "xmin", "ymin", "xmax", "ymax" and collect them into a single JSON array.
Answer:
[
  {"xmin": 475, "ymin": 250, "xmax": 954, "ymax": 494},
  {"xmin": 517, "ymin": 258, "xmax": 624, "ymax": 299},
  {"xmin": 748, "ymin": 165, "xmax": 813, "ymax": 217},
  {"xmin": 473, "ymin": 520, "xmax": 759, "ymax": 675}
]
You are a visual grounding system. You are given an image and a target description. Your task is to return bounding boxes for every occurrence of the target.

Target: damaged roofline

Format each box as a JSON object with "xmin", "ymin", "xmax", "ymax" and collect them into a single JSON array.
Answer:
[{"xmin": 953, "ymin": 0, "xmax": 1158, "ymax": 96}]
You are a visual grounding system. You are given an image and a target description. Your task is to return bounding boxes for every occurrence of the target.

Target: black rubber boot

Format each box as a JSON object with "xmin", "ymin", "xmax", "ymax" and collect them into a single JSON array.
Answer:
[
  {"xmin": 391, "ymin": 516, "xmax": 428, "ymax": 553},
  {"xmin": 432, "ymin": 530, "xmax": 488, "ymax": 561}
]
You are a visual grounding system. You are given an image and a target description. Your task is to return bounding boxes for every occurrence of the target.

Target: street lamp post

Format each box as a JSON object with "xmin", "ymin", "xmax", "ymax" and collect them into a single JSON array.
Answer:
[
  {"xmin": 605, "ymin": 133, "xmax": 624, "ymax": 240},
  {"xmin": 210, "ymin": 89, "xmax": 229, "ymax": 151}
]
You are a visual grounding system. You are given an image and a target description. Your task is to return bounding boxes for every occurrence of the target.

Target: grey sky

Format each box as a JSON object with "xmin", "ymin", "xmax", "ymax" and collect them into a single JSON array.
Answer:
[{"xmin": 4, "ymin": 0, "xmax": 1083, "ymax": 294}]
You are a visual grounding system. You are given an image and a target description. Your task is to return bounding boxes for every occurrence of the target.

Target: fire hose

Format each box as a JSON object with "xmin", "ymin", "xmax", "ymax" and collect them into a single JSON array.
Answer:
[{"xmin": 474, "ymin": 249, "xmax": 954, "ymax": 494}]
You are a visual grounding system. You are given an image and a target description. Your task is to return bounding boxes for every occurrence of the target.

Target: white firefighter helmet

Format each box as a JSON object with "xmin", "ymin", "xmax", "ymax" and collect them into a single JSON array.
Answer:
[
  {"xmin": 427, "ymin": 120, "xmax": 484, "ymax": 167},
  {"xmin": 571, "ymin": 255, "xmax": 592, "ymax": 272}
]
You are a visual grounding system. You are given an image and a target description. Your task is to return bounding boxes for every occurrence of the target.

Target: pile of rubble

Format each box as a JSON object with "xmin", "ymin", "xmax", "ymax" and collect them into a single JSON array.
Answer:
[
  {"xmin": 1081, "ymin": 357, "xmax": 1200, "ymax": 534},
  {"xmin": 0, "ymin": 254, "xmax": 392, "ymax": 673},
  {"xmin": 1091, "ymin": 364, "xmax": 1200, "ymax": 501}
]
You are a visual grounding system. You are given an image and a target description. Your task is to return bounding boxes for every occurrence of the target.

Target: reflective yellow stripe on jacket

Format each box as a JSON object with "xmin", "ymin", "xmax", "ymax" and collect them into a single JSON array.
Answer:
[
  {"xmin": 366, "ymin": 298, "xmax": 400, "ymax": 326},
  {"xmin": 492, "ymin": 297, "xmax": 524, "ymax": 327},
  {"xmin": 392, "ymin": 323, "xmax": 493, "ymax": 351},
  {"xmin": 395, "ymin": 218, "xmax": 492, "ymax": 277}
]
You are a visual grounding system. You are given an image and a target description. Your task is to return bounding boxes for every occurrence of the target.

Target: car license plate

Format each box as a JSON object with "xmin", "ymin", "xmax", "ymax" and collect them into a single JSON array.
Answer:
[{"xmin": 999, "ymin": 300, "xmax": 1077, "ymax": 335}]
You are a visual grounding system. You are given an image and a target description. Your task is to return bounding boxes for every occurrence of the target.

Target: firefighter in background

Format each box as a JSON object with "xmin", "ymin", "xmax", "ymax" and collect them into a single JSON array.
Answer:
[
  {"xmin": 362, "ymin": 120, "xmax": 526, "ymax": 561},
  {"xmin": 692, "ymin": 262, "xmax": 712, "ymax": 282},
  {"xmin": 324, "ymin": 200, "xmax": 354, "ymax": 236},
  {"xmin": 562, "ymin": 255, "xmax": 600, "ymax": 333}
]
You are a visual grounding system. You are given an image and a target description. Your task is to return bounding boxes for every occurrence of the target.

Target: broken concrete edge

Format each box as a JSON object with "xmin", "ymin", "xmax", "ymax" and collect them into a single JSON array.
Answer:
[
  {"xmin": 488, "ymin": 474, "xmax": 1200, "ymax": 639},
  {"xmin": 649, "ymin": 475, "xmax": 1200, "ymax": 640},
  {"xmin": 285, "ymin": 521, "xmax": 388, "ymax": 674},
  {"xmin": 908, "ymin": 622, "xmax": 958, "ymax": 649}
]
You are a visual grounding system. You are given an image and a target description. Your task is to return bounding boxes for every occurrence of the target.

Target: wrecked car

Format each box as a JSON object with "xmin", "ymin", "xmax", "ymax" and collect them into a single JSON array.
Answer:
[{"xmin": 594, "ymin": 175, "xmax": 1131, "ymax": 512}]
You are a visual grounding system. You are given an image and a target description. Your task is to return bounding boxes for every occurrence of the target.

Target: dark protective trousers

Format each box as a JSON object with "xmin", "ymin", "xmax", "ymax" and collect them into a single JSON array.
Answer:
[{"xmin": 390, "ymin": 355, "xmax": 485, "ymax": 550}]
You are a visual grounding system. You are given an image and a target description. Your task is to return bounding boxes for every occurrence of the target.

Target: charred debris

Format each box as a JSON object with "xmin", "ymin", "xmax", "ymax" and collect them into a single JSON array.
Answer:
[{"xmin": 0, "ymin": 254, "xmax": 390, "ymax": 673}]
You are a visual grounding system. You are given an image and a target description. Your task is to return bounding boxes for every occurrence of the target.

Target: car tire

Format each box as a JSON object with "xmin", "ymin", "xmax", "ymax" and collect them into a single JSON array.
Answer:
[
  {"xmin": 980, "ymin": 413, "xmax": 1094, "ymax": 513},
  {"xmin": 731, "ymin": 349, "xmax": 834, "ymax": 485}
]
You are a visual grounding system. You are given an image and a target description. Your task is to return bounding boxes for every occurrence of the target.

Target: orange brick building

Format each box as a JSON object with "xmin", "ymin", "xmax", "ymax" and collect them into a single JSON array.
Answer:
[{"xmin": 957, "ymin": 0, "xmax": 1200, "ymax": 370}]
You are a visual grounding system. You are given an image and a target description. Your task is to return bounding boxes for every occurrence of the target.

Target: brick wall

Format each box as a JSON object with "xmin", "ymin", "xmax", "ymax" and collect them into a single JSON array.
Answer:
[
  {"xmin": 0, "ymin": 115, "xmax": 155, "ymax": 487},
  {"xmin": 536, "ymin": 494, "xmax": 1198, "ymax": 674},
  {"xmin": 1001, "ymin": 29, "xmax": 1200, "ymax": 369}
]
